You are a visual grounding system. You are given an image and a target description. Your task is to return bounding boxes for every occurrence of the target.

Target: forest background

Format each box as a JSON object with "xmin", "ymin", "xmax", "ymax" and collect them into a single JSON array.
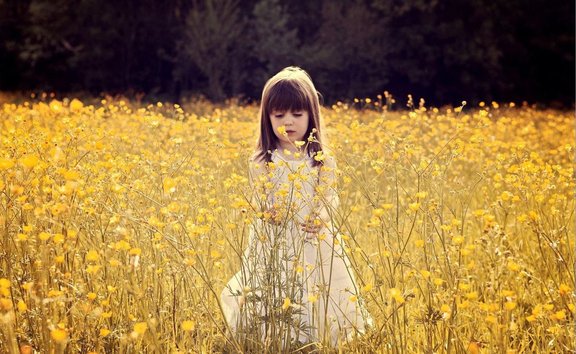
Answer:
[{"xmin": 0, "ymin": 0, "xmax": 574, "ymax": 106}]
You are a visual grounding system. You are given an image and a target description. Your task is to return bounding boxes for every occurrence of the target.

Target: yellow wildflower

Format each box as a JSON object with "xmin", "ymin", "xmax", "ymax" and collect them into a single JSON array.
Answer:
[
  {"xmin": 182, "ymin": 320, "xmax": 195, "ymax": 331},
  {"xmin": 133, "ymin": 322, "xmax": 148, "ymax": 335},
  {"xmin": 50, "ymin": 328, "xmax": 68, "ymax": 343},
  {"xmin": 282, "ymin": 297, "xmax": 291, "ymax": 310}
]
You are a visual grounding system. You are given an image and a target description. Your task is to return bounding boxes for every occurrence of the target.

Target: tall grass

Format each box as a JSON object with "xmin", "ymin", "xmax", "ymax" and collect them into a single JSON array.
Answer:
[{"xmin": 0, "ymin": 97, "xmax": 573, "ymax": 353}]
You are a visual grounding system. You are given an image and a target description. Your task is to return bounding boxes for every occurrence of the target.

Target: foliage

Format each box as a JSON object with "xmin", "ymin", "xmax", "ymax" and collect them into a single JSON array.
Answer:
[
  {"xmin": 180, "ymin": 0, "xmax": 246, "ymax": 100},
  {"xmin": 0, "ymin": 0, "xmax": 573, "ymax": 104}
]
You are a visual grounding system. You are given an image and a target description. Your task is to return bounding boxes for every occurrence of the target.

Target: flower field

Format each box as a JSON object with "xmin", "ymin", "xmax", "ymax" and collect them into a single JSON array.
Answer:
[{"xmin": 0, "ymin": 97, "xmax": 574, "ymax": 353}]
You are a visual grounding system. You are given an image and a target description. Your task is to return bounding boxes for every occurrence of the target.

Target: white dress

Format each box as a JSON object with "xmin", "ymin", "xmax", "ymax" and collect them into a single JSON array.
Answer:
[{"xmin": 220, "ymin": 152, "xmax": 372, "ymax": 346}]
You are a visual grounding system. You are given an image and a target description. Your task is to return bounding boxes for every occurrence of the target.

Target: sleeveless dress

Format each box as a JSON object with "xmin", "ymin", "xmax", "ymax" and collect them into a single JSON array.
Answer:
[{"xmin": 220, "ymin": 152, "xmax": 372, "ymax": 346}]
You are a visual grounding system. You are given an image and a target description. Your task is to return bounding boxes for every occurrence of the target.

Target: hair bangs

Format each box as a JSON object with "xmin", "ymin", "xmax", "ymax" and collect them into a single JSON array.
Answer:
[{"xmin": 266, "ymin": 80, "xmax": 309, "ymax": 113}]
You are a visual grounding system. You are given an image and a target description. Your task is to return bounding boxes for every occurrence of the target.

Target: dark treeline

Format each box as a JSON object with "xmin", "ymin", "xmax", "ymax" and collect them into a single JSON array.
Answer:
[{"xmin": 0, "ymin": 0, "xmax": 573, "ymax": 105}]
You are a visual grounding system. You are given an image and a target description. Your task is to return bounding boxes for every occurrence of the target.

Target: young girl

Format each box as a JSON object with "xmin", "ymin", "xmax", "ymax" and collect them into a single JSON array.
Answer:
[{"xmin": 220, "ymin": 67, "xmax": 371, "ymax": 348}]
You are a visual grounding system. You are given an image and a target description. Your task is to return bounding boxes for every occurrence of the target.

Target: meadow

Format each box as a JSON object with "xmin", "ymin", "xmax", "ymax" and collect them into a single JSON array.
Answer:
[{"xmin": 0, "ymin": 96, "xmax": 573, "ymax": 353}]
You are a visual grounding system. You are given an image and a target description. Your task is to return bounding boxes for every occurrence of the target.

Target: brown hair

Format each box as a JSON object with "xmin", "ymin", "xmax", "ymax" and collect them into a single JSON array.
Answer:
[{"xmin": 255, "ymin": 66, "xmax": 323, "ymax": 166}]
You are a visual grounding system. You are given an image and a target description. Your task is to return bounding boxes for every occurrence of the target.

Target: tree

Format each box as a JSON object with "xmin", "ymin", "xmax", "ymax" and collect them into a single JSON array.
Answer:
[
  {"xmin": 300, "ymin": 0, "xmax": 392, "ymax": 100},
  {"xmin": 180, "ymin": 0, "xmax": 246, "ymax": 100},
  {"xmin": 247, "ymin": 0, "xmax": 300, "ymax": 91}
]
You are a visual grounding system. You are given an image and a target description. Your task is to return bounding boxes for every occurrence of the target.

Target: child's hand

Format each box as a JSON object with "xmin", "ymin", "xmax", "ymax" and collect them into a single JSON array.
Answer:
[
  {"xmin": 264, "ymin": 207, "xmax": 282, "ymax": 225},
  {"xmin": 300, "ymin": 217, "xmax": 322, "ymax": 237}
]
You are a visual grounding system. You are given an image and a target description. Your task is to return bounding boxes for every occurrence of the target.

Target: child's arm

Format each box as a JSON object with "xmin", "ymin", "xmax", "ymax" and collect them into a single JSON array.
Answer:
[
  {"xmin": 248, "ymin": 158, "xmax": 281, "ymax": 224},
  {"xmin": 248, "ymin": 158, "xmax": 267, "ymax": 209},
  {"xmin": 301, "ymin": 156, "xmax": 339, "ymax": 234}
]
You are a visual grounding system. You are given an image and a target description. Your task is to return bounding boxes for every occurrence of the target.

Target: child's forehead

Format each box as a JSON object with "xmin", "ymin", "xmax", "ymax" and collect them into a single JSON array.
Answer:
[{"xmin": 266, "ymin": 81, "xmax": 309, "ymax": 112}]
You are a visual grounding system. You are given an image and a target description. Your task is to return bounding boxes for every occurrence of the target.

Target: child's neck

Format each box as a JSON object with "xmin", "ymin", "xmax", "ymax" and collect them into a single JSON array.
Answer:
[
  {"xmin": 275, "ymin": 146, "xmax": 306, "ymax": 161},
  {"xmin": 277, "ymin": 141, "xmax": 298, "ymax": 153}
]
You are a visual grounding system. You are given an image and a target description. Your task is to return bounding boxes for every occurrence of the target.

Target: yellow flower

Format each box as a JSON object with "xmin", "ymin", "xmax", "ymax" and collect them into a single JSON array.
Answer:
[
  {"xmin": 307, "ymin": 294, "xmax": 318, "ymax": 303},
  {"xmin": 49, "ymin": 100, "xmax": 62, "ymax": 111},
  {"xmin": 114, "ymin": 240, "xmax": 131, "ymax": 251},
  {"xmin": 472, "ymin": 209, "xmax": 485, "ymax": 217},
  {"xmin": 500, "ymin": 191, "xmax": 512, "ymax": 201},
  {"xmin": 507, "ymin": 261, "xmax": 521, "ymax": 272},
  {"xmin": 50, "ymin": 328, "xmax": 68, "ymax": 343},
  {"xmin": 501, "ymin": 290, "xmax": 515, "ymax": 297},
  {"xmin": 457, "ymin": 300, "xmax": 470, "ymax": 309},
  {"xmin": 408, "ymin": 202, "xmax": 420, "ymax": 212},
  {"xmin": 277, "ymin": 126, "xmax": 287, "ymax": 135},
  {"xmin": 129, "ymin": 248, "xmax": 142, "ymax": 256},
  {"xmin": 467, "ymin": 342, "xmax": 480, "ymax": 354},
  {"xmin": 0, "ymin": 278, "xmax": 10, "ymax": 289},
  {"xmin": 559, "ymin": 283, "xmax": 571, "ymax": 296},
  {"xmin": 47, "ymin": 289, "xmax": 64, "ymax": 297},
  {"xmin": 70, "ymin": 98, "xmax": 84, "ymax": 111},
  {"xmin": 485, "ymin": 315, "xmax": 497, "ymax": 324},
  {"xmin": 38, "ymin": 232, "xmax": 51, "ymax": 241},
  {"xmin": 362, "ymin": 283, "xmax": 373, "ymax": 292},
  {"xmin": 181, "ymin": 320, "xmax": 195, "ymax": 331},
  {"xmin": 452, "ymin": 236, "xmax": 464, "ymax": 245},
  {"xmin": 86, "ymin": 250, "xmax": 99, "ymax": 262},
  {"xmin": 0, "ymin": 298, "xmax": 12, "ymax": 310},
  {"xmin": 440, "ymin": 224, "xmax": 452, "ymax": 231},
  {"xmin": 282, "ymin": 297, "xmax": 291, "ymax": 310},
  {"xmin": 17, "ymin": 300, "xmax": 27, "ymax": 313},
  {"xmin": 0, "ymin": 158, "xmax": 15, "ymax": 170},
  {"xmin": 389, "ymin": 288, "xmax": 404, "ymax": 304},
  {"xmin": 504, "ymin": 302, "xmax": 517, "ymax": 311},
  {"xmin": 458, "ymin": 283, "xmax": 471, "ymax": 291},
  {"xmin": 551, "ymin": 310, "xmax": 566, "ymax": 321},
  {"xmin": 163, "ymin": 177, "xmax": 177, "ymax": 194},
  {"xmin": 532, "ymin": 304, "xmax": 543, "ymax": 316},
  {"xmin": 19, "ymin": 155, "xmax": 40, "ymax": 169},
  {"xmin": 99, "ymin": 328, "xmax": 111, "ymax": 337},
  {"xmin": 86, "ymin": 265, "xmax": 101, "ymax": 274},
  {"xmin": 314, "ymin": 151, "xmax": 325, "ymax": 162},
  {"xmin": 52, "ymin": 233, "xmax": 65, "ymax": 244},
  {"xmin": 133, "ymin": 322, "xmax": 148, "ymax": 335}
]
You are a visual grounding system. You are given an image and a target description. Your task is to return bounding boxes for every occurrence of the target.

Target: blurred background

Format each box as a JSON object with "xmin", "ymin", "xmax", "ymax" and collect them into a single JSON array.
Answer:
[{"xmin": 0, "ymin": 0, "xmax": 573, "ymax": 106}]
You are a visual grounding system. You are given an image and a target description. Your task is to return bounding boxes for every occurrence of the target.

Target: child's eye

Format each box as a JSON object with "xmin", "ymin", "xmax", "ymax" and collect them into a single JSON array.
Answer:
[
  {"xmin": 273, "ymin": 113, "xmax": 284, "ymax": 118},
  {"xmin": 293, "ymin": 112, "xmax": 303, "ymax": 117}
]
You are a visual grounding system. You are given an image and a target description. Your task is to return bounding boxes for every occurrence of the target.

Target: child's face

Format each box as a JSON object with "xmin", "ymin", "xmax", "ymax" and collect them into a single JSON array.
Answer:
[{"xmin": 269, "ymin": 109, "xmax": 309, "ymax": 150}]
